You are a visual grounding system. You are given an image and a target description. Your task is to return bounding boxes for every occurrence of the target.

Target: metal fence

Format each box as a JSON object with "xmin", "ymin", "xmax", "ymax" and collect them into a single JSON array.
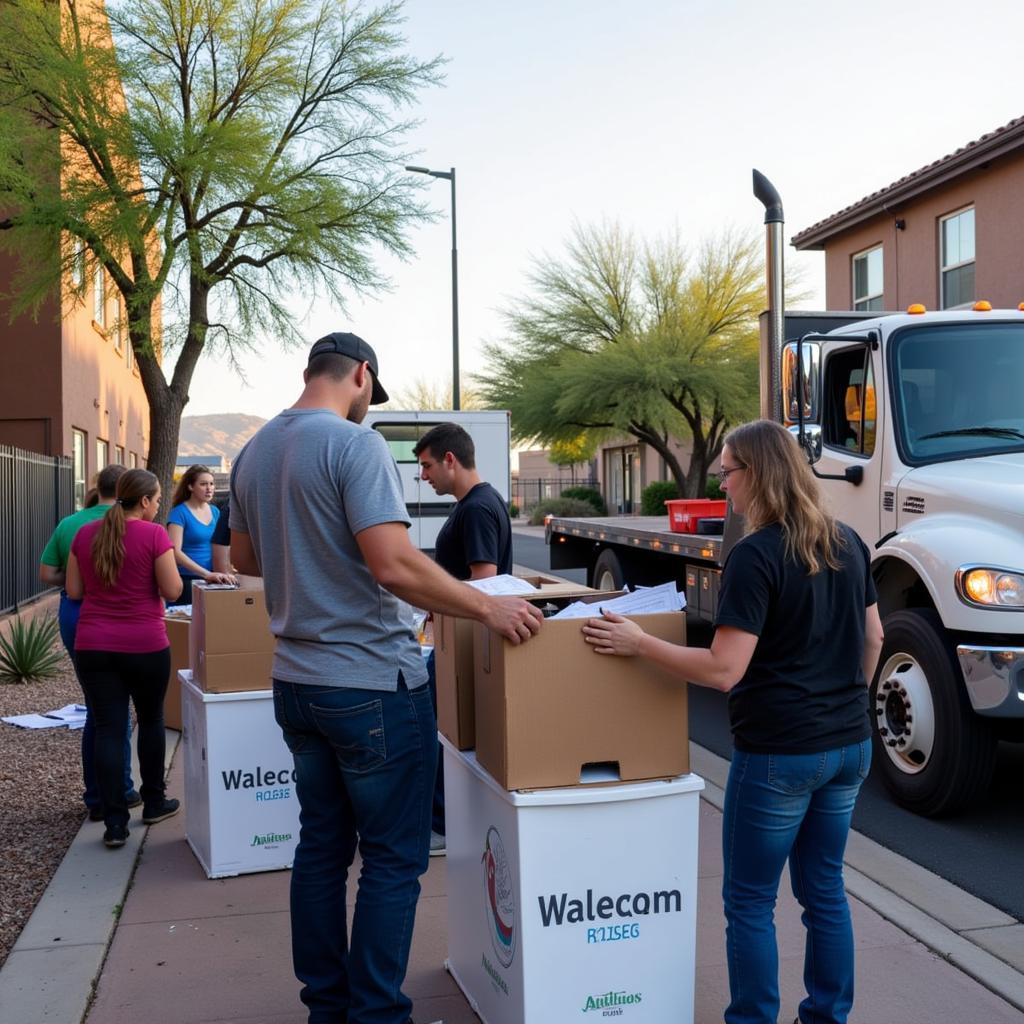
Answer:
[
  {"xmin": 0, "ymin": 445, "xmax": 74, "ymax": 616},
  {"xmin": 511, "ymin": 477, "xmax": 601, "ymax": 513}
]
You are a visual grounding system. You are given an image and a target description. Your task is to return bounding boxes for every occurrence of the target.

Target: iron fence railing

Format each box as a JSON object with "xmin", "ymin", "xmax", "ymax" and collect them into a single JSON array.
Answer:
[
  {"xmin": 511, "ymin": 477, "xmax": 600, "ymax": 512},
  {"xmin": 0, "ymin": 445, "xmax": 74, "ymax": 615}
]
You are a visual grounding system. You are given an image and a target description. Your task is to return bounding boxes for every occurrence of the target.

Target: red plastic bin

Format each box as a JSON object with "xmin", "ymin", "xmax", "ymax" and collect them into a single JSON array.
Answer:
[{"xmin": 665, "ymin": 498, "xmax": 727, "ymax": 534}]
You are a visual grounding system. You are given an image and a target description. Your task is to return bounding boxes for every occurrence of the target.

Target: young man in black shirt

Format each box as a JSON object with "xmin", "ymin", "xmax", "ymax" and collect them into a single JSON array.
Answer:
[{"xmin": 413, "ymin": 423, "xmax": 513, "ymax": 854}]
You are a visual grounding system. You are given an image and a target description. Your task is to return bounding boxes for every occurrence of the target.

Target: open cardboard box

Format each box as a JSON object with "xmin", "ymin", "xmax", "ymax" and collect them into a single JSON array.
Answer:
[
  {"xmin": 434, "ymin": 578, "xmax": 596, "ymax": 750},
  {"xmin": 473, "ymin": 591, "xmax": 688, "ymax": 790},
  {"xmin": 189, "ymin": 577, "xmax": 276, "ymax": 693}
]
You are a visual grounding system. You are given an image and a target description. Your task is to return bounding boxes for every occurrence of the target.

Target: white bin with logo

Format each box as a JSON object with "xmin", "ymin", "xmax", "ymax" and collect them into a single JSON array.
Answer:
[
  {"xmin": 180, "ymin": 671, "xmax": 300, "ymax": 878},
  {"xmin": 442, "ymin": 737, "xmax": 704, "ymax": 1024}
]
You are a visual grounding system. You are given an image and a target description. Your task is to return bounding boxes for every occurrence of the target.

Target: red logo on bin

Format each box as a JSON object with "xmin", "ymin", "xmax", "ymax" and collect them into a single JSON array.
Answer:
[{"xmin": 482, "ymin": 826, "xmax": 516, "ymax": 967}]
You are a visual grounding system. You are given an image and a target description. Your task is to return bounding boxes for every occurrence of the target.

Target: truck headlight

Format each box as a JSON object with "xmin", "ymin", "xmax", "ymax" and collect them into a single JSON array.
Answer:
[{"xmin": 956, "ymin": 566, "xmax": 1024, "ymax": 608}]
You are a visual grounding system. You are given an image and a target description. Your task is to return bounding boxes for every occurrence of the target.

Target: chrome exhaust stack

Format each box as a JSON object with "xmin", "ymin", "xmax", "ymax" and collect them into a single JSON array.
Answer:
[{"xmin": 753, "ymin": 170, "xmax": 784, "ymax": 422}]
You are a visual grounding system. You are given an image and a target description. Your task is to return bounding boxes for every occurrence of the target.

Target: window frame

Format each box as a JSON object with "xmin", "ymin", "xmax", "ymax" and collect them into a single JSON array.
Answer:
[
  {"xmin": 852, "ymin": 245, "xmax": 884, "ymax": 312},
  {"xmin": 72, "ymin": 428, "xmax": 87, "ymax": 510},
  {"xmin": 939, "ymin": 206, "xmax": 976, "ymax": 310},
  {"xmin": 92, "ymin": 266, "xmax": 106, "ymax": 329},
  {"xmin": 96, "ymin": 438, "xmax": 109, "ymax": 472}
]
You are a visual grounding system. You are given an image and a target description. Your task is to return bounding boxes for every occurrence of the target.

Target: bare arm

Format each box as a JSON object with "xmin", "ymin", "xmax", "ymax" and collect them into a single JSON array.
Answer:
[
  {"xmin": 230, "ymin": 530, "xmax": 261, "ymax": 577},
  {"xmin": 582, "ymin": 613, "xmax": 758, "ymax": 692},
  {"xmin": 863, "ymin": 603, "xmax": 884, "ymax": 684},
  {"xmin": 211, "ymin": 544, "xmax": 234, "ymax": 575},
  {"xmin": 156, "ymin": 549, "xmax": 184, "ymax": 603},
  {"xmin": 167, "ymin": 522, "xmax": 208, "ymax": 578},
  {"xmin": 65, "ymin": 552, "xmax": 83, "ymax": 600},
  {"xmin": 468, "ymin": 562, "xmax": 498, "ymax": 580},
  {"xmin": 357, "ymin": 522, "xmax": 541, "ymax": 644},
  {"xmin": 40, "ymin": 563, "xmax": 65, "ymax": 588}
]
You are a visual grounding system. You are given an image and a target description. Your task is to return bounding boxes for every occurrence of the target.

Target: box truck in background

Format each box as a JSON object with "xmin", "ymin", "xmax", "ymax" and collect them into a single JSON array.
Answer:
[{"xmin": 363, "ymin": 409, "xmax": 512, "ymax": 551}]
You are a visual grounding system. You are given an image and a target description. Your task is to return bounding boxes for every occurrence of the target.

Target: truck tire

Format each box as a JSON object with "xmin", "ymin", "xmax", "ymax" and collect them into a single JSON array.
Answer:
[
  {"xmin": 592, "ymin": 549, "xmax": 625, "ymax": 591},
  {"xmin": 870, "ymin": 608, "xmax": 997, "ymax": 817}
]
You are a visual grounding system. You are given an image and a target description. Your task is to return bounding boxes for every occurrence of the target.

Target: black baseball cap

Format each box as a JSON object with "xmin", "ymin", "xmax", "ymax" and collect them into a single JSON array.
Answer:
[{"xmin": 307, "ymin": 331, "xmax": 389, "ymax": 404}]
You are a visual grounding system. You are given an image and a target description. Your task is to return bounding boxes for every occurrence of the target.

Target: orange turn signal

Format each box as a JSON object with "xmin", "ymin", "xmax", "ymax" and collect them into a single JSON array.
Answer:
[
  {"xmin": 973, "ymin": 300, "xmax": 993, "ymax": 311},
  {"xmin": 906, "ymin": 303, "xmax": 926, "ymax": 314}
]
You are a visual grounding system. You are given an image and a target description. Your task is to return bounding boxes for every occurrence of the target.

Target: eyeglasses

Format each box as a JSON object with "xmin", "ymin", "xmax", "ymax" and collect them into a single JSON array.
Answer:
[{"xmin": 719, "ymin": 464, "xmax": 746, "ymax": 481}]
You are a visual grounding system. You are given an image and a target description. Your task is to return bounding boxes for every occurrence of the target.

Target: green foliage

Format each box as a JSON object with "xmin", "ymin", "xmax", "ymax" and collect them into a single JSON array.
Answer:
[
  {"xmin": 474, "ymin": 222, "xmax": 777, "ymax": 497},
  {"xmin": 509, "ymin": 502, "xmax": 520, "ymax": 519},
  {"xmin": 528, "ymin": 497, "xmax": 599, "ymax": 526},
  {"xmin": 640, "ymin": 480, "xmax": 680, "ymax": 516},
  {"xmin": 561, "ymin": 486, "xmax": 606, "ymax": 515},
  {"xmin": 0, "ymin": 615, "xmax": 63, "ymax": 684},
  {"xmin": 548, "ymin": 434, "xmax": 597, "ymax": 467},
  {"xmin": 705, "ymin": 475, "xmax": 725, "ymax": 500}
]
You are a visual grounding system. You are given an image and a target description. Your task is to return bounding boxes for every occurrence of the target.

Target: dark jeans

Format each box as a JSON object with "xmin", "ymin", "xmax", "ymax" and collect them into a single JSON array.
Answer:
[
  {"xmin": 58, "ymin": 593, "xmax": 134, "ymax": 809},
  {"xmin": 273, "ymin": 676, "xmax": 436, "ymax": 1024},
  {"xmin": 75, "ymin": 648, "xmax": 171, "ymax": 830},
  {"xmin": 167, "ymin": 574, "xmax": 196, "ymax": 607},
  {"xmin": 722, "ymin": 739, "xmax": 871, "ymax": 1024},
  {"xmin": 424, "ymin": 649, "xmax": 445, "ymax": 835}
]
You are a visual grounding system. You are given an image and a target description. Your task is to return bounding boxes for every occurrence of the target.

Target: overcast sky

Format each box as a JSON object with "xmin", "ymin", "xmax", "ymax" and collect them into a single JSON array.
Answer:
[{"xmin": 181, "ymin": 0, "xmax": 1024, "ymax": 420}]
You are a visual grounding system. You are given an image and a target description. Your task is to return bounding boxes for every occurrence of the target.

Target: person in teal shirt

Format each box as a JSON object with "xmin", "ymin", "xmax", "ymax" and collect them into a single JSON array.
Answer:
[{"xmin": 40, "ymin": 464, "xmax": 138, "ymax": 819}]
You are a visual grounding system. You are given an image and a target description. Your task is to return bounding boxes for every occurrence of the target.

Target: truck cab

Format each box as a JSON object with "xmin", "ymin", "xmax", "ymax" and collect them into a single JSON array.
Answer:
[{"xmin": 787, "ymin": 306, "xmax": 1024, "ymax": 815}]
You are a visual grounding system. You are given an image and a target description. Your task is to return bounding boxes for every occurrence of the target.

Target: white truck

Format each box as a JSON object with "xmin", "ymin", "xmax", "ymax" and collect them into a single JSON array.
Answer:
[
  {"xmin": 364, "ymin": 409, "xmax": 511, "ymax": 551},
  {"xmin": 545, "ymin": 171, "xmax": 1024, "ymax": 817}
]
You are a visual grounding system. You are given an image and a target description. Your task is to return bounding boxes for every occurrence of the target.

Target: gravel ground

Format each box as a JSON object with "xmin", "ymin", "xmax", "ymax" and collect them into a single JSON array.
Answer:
[{"xmin": 0, "ymin": 646, "xmax": 89, "ymax": 968}]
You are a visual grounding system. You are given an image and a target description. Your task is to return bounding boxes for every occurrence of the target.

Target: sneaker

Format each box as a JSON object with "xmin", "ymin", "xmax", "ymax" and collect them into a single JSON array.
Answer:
[
  {"xmin": 142, "ymin": 797, "xmax": 180, "ymax": 824},
  {"xmin": 429, "ymin": 830, "xmax": 446, "ymax": 857},
  {"xmin": 126, "ymin": 789, "xmax": 142, "ymax": 808},
  {"xmin": 103, "ymin": 825, "xmax": 129, "ymax": 848}
]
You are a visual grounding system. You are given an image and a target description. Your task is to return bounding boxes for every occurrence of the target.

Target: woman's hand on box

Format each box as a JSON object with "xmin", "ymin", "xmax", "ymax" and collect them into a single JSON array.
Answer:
[
  {"xmin": 206, "ymin": 571, "xmax": 238, "ymax": 586},
  {"xmin": 582, "ymin": 611, "xmax": 644, "ymax": 657}
]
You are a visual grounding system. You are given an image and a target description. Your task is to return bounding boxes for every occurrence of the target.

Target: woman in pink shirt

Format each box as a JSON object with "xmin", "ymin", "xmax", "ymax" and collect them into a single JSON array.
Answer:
[{"xmin": 67, "ymin": 470, "xmax": 184, "ymax": 848}]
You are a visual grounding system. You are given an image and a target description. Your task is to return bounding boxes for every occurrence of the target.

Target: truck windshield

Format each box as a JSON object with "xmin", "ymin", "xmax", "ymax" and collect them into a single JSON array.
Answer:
[{"xmin": 893, "ymin": 322, "xmax": 1024, "ymax": 464}]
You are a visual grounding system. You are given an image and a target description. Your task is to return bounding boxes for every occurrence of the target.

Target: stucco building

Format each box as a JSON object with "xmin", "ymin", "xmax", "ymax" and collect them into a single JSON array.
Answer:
[{"xmin": 793, "ymin": 115, "xmax": 1024, "ymax": 312}]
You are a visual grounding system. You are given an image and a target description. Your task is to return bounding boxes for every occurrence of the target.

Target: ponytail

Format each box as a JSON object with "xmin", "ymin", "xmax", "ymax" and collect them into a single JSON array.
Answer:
[{"xmin": 90, "ymin": 469, "xmax": 160, "ymax": 586}]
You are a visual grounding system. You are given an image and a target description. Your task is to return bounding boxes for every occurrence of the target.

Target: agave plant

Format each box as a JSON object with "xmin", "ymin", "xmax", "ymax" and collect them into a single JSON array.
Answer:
[{"xmin": 0, "ymin": 614, "xmax": 63, "ymax": 684}]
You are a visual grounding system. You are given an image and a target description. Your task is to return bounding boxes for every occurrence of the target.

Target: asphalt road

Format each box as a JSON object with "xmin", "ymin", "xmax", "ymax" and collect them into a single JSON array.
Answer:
[{"xmin": 512, "ymin": 531, "xmax": 1024, "ymax": 922}]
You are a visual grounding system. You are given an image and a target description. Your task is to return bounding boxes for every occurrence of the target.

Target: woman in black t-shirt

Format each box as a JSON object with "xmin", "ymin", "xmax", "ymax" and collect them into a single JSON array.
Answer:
[{"xmin": 583, "ymin": 419, "xmax": 884, "ymax": 1024}]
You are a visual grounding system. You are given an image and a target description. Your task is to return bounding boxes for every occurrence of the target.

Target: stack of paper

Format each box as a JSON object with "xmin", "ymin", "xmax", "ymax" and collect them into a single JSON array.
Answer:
[
  {"xmin": 2, "ymin": 703, "xmax": 88, "ymax": 730},
  {"xmin": 550, "ymin": 581, "xmax": 686, "ymax": 620},
  {"xmin": 465, "ymin": 574, "xmax": 537, "ymax": 596}
]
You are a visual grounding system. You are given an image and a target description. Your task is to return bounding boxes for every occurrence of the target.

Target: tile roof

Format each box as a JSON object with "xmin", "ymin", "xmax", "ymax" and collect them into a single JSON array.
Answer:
[{"xmin": 792, "ymin": 115, "xmax": 1024, "ymax": 249}]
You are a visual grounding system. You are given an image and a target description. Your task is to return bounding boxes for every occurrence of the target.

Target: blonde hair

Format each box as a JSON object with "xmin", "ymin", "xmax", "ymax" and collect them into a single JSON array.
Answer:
[
  {"xmin": 91, "ymin": 469, "xmax": 160, "ymax": 586},
  {"xmin": 724, "ymin": 419, "xmax": 843, "ymax": 574},
  {"xmin": 171, "ymin": 464, "xmax": 212, "ymax": 508}
]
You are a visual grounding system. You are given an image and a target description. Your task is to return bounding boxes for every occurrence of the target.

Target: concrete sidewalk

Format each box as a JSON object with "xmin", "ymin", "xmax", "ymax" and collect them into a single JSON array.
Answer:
[{"xmin": 4, "ymin": 739, "xmax": 1022, "ymax": 1024}]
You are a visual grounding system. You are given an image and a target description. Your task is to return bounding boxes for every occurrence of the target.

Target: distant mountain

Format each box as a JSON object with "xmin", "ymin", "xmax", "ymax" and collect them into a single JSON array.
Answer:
[{"xmin": 178, "ymin": 413, "xmax": 267, "ymax": 461}]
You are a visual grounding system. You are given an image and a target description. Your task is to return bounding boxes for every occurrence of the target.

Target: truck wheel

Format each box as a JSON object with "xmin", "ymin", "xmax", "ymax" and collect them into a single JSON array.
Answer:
[
  {"xmin": 870, "ymin": 608, "xmax": 996, "ymax": 817},
  {"xmin": 592, "ymin": 549, "xmax": 624, "ymax": 591}
]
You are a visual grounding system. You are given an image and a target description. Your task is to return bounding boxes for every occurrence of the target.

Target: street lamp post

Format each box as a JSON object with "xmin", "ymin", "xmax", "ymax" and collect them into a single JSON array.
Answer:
[{"xmin": 406, "ymin": 164, "xmax": 460, "ymax": 410}]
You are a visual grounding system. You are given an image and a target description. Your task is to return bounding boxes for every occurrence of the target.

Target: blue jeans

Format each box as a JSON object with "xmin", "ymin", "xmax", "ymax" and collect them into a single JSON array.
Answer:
[
  {"xmin": 58, "ymin": 593, "xmax": 135, "ymax": 809},
  {"xmin": 273, "ymin": 676, "xmax": 436, "ymax": 1024},
  {"xmin": 722, "ymin": 739, "xmax": 871, "ymax": 1024}
]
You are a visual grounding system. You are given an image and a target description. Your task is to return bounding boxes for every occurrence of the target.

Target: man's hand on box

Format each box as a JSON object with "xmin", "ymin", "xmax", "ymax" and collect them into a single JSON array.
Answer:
[
  {"xmin": 582, "ymin": 611, "xmax": 644, "ymax": 657},
  {"xmin": 485, "ymin": 597, "xmax": 544, "ymax": 645}
]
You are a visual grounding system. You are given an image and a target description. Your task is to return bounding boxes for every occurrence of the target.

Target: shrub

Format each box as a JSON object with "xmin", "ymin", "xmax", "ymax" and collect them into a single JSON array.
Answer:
[
  {"xmin": 705, "ymin": 475, "xmax": 725, "ymax": 500},
  {"xmin": 0, "ymin": 614, "xmax": 63, "ymax": 684},
  {"xmin": 640, "ymin": 480, "xmax": 680, "ymax": 516},
  {"xmin": 560, "ymin": 486, "xmax": 606, "ymax": 515},
  {"xmin": 509, "ymin": 502, "xmax": 520, "ymax": 519},
  {"xmin": 528, "ymin": 497, "xmax": 600, "ymax": 526}
]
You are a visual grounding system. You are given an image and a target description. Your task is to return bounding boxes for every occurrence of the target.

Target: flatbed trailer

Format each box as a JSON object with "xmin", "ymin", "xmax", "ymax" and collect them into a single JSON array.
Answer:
[{"xmin": 545, "ymin": 515, "xmax": 729, "ymax": 623}]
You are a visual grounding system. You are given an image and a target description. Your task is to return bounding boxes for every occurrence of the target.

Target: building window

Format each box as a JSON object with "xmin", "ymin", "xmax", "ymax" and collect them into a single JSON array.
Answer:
[
  {"xmin": 940, "ymin": 207, "xmax": 975, "ymax": 309},
  {"xmin": 96, "ymin": 438, "xmax": 109, "ymax": 471},
  {"xmin": 115, "ymin": 444, "xmax": 125, "ymax": 465},
  {"xmin": 93, "ymin": 266, "xmax": 106, "ymax": 328},
  {"xmin": 853, "ymin": 246, "xmax": 883, "ymax": 311},
  {"xmin": 113, "ymin": 295, "xmax": 123, "ymax": 353},
  {"xmin": 70, "ymin": 239, "xmax": 86, "ymax": 293},
  {"xmin": 72, "ymin": 429, "xmax": 87, "ymax": 510},
  {"xmin": 129, "ymin": 451, "xmax": 138, "ymax": 469}
]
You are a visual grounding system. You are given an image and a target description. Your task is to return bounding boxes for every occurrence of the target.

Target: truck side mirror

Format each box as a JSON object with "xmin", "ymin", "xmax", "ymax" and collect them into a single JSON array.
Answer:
[
  {"xmin": 788, "ymin": 423, "xmax": 822, "ymax": 463},
  {"xmin": 782, "ymin": 341, "xmax": 820, "ymax": 426}
]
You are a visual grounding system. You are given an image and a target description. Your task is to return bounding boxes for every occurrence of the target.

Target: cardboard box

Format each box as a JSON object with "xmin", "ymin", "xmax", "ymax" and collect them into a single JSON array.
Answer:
[
  {"xmin": 190, "ymin": 578, "xmax": 276, "ymax": 693},
  {"xmin": 164, "ymin": 615, "xmax": 190, "ymax": 731},
  {"xmin": 474, "ymin": 594, "xmax": 688, "ymax": 790},
  {"xmin": 434, "ymin": 579, "xmax": 597, "ymax": 751}
]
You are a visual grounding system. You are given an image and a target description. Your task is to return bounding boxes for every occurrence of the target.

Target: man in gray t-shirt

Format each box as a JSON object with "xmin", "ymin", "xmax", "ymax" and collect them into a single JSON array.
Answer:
[{"xmin": 230, "ymin": 332, "xmax": 541, "ymax": 1024}]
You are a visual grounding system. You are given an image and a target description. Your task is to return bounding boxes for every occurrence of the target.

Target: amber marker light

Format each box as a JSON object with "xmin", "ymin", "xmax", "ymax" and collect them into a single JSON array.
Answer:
[
  {"xmin": 973, "ymin": 300, "xmax": 993, "ymax": 311},
  {"xmin": 906, "ymin": 303, "xmax": 926, "ymax": 314},
  {"xmin": 1018, "ymin": 302, "xmax": 1024, "ymax": 311}
]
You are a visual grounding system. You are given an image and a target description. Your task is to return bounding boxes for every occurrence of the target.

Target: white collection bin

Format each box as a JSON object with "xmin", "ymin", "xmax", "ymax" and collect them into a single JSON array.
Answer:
[
  {"xmin": 180, "ymin": 671, "xmax": 300, "ymax": 878},
  {"xmin": 442, "ymin": 737, "xmax": 704, "ymax": 1024}
]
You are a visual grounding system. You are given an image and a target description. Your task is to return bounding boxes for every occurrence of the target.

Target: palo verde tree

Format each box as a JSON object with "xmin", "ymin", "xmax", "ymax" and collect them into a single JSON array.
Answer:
[
  {"xmin": 0, "ymin": 0, "xmax": 442, "ymax": 504},
  {"xmin": 475, "ymin": 223, "xmax": 766, "ymax": 497}
]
